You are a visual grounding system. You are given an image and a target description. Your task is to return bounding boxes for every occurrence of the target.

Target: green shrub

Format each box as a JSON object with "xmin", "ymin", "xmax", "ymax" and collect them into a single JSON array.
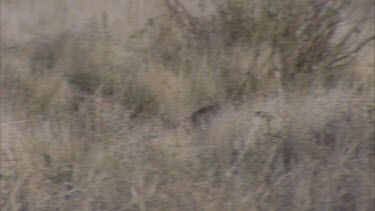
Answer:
[{"xmin": 66, "ymin": 70, "xmax": 101, "ymax": 94}]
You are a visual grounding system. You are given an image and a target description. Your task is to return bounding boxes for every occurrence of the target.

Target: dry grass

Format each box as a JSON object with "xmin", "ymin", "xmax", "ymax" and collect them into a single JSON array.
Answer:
[{"xmin": 1, "ymin": 0, "xmax": 374, "ymax": 210}]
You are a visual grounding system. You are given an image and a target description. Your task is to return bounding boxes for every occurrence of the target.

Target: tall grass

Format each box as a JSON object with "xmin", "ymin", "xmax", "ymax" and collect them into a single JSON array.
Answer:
[{"xmin": 1, "ymin": 0, "xmax": 374, "ymax": 210}]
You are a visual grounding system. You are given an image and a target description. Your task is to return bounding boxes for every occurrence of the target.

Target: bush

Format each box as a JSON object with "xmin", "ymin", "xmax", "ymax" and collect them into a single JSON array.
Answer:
[{"xmin": 1, "ymin": 0, "xmax": 374, "ymax": 210}]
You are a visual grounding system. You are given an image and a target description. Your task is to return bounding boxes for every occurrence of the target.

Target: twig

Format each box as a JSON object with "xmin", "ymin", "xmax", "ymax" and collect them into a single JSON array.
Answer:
[{"xmin": 328, "ymin": 35, "xmax": 375, "ymax": 67}]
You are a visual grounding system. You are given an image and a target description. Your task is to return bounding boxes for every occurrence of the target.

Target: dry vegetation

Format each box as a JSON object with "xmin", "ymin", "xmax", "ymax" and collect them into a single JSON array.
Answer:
[{"xmin": 1, "ymin": 0, "xmax": 374, "ymax": 210}]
